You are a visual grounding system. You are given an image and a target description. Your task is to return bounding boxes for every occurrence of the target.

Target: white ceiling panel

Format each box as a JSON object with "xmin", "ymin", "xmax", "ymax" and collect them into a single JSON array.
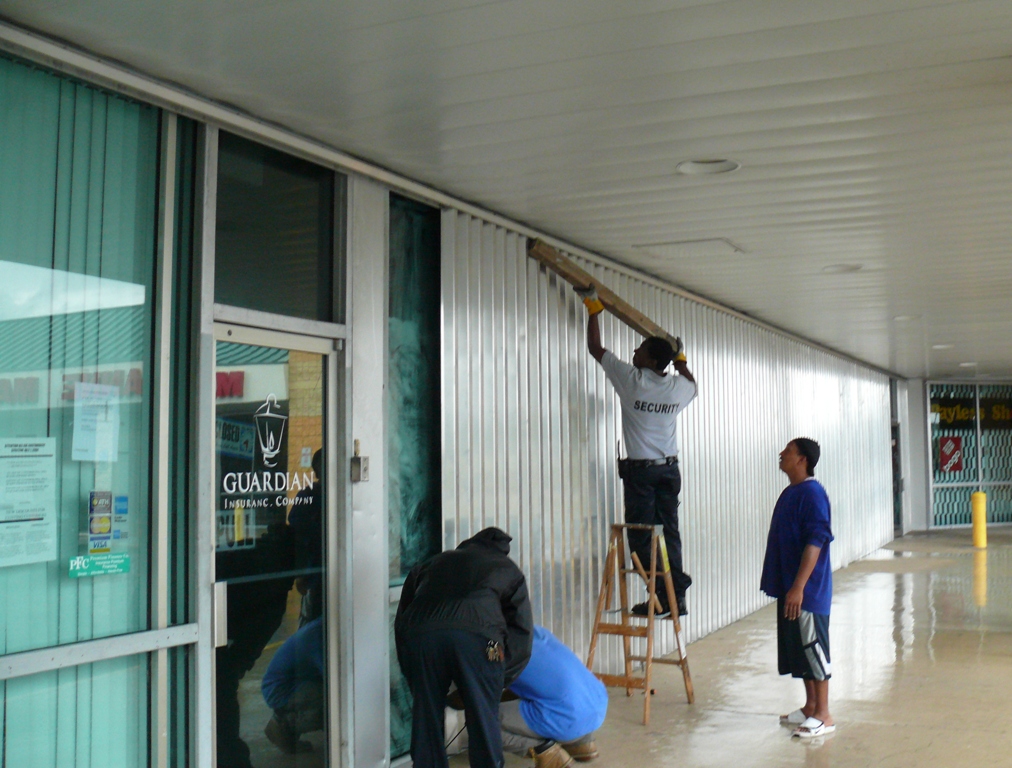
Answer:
[{"xmin": 2, "ymin": 0, "xmax": 1012, "ymax": 378}]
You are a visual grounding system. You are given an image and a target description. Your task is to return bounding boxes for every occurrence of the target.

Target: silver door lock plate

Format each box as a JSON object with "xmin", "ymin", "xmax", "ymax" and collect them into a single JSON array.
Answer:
[{"xmin": 351, "ymin": 455, "xmax": 369, "ymax": 482}]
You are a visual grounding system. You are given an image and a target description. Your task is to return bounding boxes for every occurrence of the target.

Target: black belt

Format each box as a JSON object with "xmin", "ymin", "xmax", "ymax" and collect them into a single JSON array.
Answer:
[{"xmin": 619, "ymin": 456, "xmax": 678, "ymax": 468}]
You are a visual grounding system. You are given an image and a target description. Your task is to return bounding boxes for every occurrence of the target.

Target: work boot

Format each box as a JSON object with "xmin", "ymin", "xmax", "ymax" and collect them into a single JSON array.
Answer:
[
  {"xmin": 631, "ymin": 586, "xmax": 671, "ymax": 617},
  {"xmin": 529, "ymin": 741, "xmax": 574, "ymax": 768},
  {"xmin": 630, "ymin": 600, "xmax": 670, "ymax": 618},
  {"xmin": 673, "ymin": 572, "xmax": 691, "ymax": 615},
  {"xmin": 264, "ymin": 714, "xmax": 312, "ymax": 754},
  {"xmin": 561, "ymin": 740, "xmax": 598, "ymax": 761}
]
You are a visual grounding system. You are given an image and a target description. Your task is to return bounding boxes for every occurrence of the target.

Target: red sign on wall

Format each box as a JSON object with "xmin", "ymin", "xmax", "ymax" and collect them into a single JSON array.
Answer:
[
  {"xmin": 939, "ymin": 436, "xmax": 963, "ymax": 473},
  {"xmin": 216, "ymin": 371, "xmax": 245, "ymax": 398}
]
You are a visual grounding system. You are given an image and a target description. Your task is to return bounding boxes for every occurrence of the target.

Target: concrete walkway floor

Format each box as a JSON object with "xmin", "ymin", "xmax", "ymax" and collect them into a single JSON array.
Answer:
[{"xmin": 574, "ymin": 528, "xmax": 1012, "ymax": 768}]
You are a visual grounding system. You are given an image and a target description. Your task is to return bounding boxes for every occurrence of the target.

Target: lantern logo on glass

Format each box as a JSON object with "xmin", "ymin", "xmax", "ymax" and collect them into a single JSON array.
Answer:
[
  {"xmin": 254, "ymin": 394, "xmax": 286, "ymax": 468},
  {"xmin": 939, "ymin": 436, "xmax": 963, "ymax": 473}
]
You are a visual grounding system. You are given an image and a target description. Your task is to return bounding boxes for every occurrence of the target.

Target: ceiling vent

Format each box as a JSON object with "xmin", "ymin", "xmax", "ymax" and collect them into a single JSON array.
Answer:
[{"xmin": 632, "ymin": 238, "xmax": 745, "ymax": 260}]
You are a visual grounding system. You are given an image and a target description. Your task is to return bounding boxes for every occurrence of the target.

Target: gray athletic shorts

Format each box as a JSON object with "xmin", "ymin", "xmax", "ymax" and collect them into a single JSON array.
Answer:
[{"xmin": 776, "ymin": 599, "xmax": 831, "ymax": 681}]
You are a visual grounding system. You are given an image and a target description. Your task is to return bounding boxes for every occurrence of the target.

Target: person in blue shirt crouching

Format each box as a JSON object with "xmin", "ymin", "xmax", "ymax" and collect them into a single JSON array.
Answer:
[
  {"xmin": 447, "ymin": 626, "xmax": 608, "ymax": 768},
  {"xmin": 261, "ymin": 616, "xmax": 324, "ymax": 754}
]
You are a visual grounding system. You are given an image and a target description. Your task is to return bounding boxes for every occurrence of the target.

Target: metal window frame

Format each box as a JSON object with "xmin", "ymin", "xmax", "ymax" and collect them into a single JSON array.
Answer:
[
  {"xmin": 192, "ymin": 121, "xmax": 219, "ymax": 768},
  {"xmin": 0, "ymin": 626, "xmax": 198, "ymax": 681},
  {"xmin": 209, "ymin": 321, "xmax": 350, "ymax": 768},
  {"xmin": 199, "ymin": 115, "xmax": 354, "ymax": 768},
  {"xmin": 198, "ymin": 123, "xmax": 355, "ymax": 768},
  {"xmin": 151, "ymin": 106, "xmax": 179, "ymax": 768},
  {"xmin": 196, "ymin": 118, "xmax": 357, "ymax": 768},
  {"xmin": 212, "ymin": 322, "xmax": 339, "ymax": 353},
  {"xmin": 328, "ymin": 339, "xmax": 355, "ymax": 768},
  {"xmin": 346, "ymin": 176, "xmax": 391, "ymax": 768},
  {"xmin": 213, "ymin": 304, "xmax": 348, "ymax": 341}
]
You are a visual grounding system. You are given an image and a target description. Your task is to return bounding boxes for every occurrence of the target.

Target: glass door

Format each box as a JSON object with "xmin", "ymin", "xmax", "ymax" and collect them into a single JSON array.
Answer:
[{"xmin": 213, "ymin": 325, "xmax": 335, "ymax": 768}]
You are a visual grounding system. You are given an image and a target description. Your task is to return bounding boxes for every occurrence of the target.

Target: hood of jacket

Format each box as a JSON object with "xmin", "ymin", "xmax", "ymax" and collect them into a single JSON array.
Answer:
[{"xmin": 457, "ymin": 526, "xmax": 512, "ymax": 555}]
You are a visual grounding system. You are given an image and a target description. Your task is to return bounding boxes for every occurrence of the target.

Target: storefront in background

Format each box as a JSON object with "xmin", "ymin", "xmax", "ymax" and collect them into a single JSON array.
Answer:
[{"xmin": 929, "ymin": 382, "xmax": 1012, "ymax": 526}]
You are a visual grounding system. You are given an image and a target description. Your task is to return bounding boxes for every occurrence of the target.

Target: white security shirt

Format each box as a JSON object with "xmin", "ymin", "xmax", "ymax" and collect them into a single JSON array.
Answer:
[{"xmin": 600, "ymin": 350, "xmax": 697, "ymax": 460}]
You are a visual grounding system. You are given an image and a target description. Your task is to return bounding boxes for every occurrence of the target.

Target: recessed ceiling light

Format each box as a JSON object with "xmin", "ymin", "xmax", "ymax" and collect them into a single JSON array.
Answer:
[
  {"xmin": 958, "ymin": 362, "xmax": 978, "ymax": 368},
  {"xmin": 932, "ymin": 343, "xmax": 954, "ymax": 350},
  {"xmin": 821, "ymin": 264, "xmax": 863, "ymax": 274},
  {"xmin": 675, "ymin": 159, "xmax": 741, "ymax": 175},
  {"xmin": 892, "ymin": 314, "xmax": 921, "ymax": 322}
]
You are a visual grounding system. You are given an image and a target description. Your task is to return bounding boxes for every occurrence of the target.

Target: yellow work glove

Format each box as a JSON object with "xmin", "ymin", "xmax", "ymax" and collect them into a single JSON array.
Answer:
[
  {"xmin": 574, "ymin": 284, "xmax": 605, "ymax": 316},
  {"xmin": 673, "ymin": 336, "xmax": 686, "ymax": 363}
]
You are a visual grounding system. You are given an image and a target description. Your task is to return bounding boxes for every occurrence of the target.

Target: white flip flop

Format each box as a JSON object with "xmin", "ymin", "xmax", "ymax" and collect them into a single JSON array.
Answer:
[
  {"xmin": 792, "ymin": 717, "xmax": 836, "ymax": 738},
  {"xmin": 779, "ymin": 709, "xmax": 807, "ymax": 726}
]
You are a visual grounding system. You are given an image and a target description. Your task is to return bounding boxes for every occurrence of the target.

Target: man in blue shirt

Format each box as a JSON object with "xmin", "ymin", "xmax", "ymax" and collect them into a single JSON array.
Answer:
[
  {"xmin": 760, "ymin": 438, "xmax": 835, "ymax": 739},
  {"xmin": 504, "ymin": 626, "xmax": 608, "ymax": 764}
]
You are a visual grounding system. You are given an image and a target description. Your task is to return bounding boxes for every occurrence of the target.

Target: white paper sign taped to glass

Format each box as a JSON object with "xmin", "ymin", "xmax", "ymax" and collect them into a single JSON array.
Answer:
[
  {"xmin": 0, "ymin": 438, "xmax": 58, "ymax": 567},
  {"xmin": 72, "ymin": 382, "xmax": 121, "ymax": 462}
]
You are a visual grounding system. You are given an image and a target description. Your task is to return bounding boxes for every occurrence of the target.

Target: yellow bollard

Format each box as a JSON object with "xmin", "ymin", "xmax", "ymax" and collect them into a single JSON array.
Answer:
[
  {"xmin": 973, "ymin": 549, "xmax": 988, "ymax": 607},
  {"xmin": 971, "ymin": 491, "xmax": 987, "ymax": 549}
]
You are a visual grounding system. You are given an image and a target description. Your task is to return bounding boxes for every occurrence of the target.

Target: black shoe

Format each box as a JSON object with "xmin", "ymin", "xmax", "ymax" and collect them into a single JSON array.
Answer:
[
  {"xmin": 676, "ymin": 596, "xmax": 688, "ymax": 616},
  {"xmin": 631, "ymin": 601, "xmax": 671, "ymax": 618}
]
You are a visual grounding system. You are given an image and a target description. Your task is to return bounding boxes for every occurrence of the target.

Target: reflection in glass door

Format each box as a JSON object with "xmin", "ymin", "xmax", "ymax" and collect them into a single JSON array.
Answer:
[{"xmin": 214, "ymin": 335, "xmax": 329, "ymax": 768}]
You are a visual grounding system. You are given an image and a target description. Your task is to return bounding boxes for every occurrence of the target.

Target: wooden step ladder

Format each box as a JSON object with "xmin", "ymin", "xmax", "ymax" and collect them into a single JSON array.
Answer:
[{"xmin": 586, "ymin": 523, "xmax": 694, "ymax": 725}]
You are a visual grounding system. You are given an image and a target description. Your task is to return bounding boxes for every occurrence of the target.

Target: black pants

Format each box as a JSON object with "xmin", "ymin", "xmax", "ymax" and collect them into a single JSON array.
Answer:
[
  {"xmin": 401, "ymin": 629, "xmax": 505, "ymax": 768},
  {"xmin": 622, "ymin": 462, "xmax": 691, "ymax": 602}
]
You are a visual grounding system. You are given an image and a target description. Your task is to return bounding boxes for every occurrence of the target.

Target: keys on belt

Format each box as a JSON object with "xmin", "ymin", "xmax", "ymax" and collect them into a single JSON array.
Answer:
[{"xmin": 485, "ymin": 640, "xmax": 504, "ymax": 662}]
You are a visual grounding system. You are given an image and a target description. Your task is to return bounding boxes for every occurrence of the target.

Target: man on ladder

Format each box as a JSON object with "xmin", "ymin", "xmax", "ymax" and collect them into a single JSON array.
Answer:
[{"xmin": 577, "ymin": 285, "xmax": 697, "ymax": 617}]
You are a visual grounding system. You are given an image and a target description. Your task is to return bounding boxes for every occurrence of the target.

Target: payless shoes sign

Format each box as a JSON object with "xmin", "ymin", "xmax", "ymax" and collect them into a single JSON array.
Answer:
[{"xmin": 931, "ymin": 398, "xmax": 1012, "ymax": 430}]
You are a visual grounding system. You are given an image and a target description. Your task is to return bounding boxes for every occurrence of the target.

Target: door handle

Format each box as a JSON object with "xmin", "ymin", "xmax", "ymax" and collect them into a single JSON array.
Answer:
[{"xmin": 213, "ymin": 581, "xmax": 228, "ymax": 648}]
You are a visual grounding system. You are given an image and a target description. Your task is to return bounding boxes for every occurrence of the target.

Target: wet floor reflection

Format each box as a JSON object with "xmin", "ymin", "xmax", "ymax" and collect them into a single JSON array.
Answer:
[
  {"xmin": 572, "ymin": 528, "xmax": 1012, "ymax": 768},
  {"xmin": 974, "ymin": 549, "xmax": 987, "ymax": 607}
]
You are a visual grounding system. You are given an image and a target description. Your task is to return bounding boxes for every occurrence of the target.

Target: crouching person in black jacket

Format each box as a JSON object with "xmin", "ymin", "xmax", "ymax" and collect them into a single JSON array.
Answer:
[{"xmin": 395, "ymin": 527, "xmax": 534, "ymax": 768}]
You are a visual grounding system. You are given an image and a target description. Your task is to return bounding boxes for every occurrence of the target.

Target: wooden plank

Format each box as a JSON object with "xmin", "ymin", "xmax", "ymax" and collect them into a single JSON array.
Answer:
[
  {"xmin": 629, "ymin": 656, "xmax": 686, "ymax": 666},
  {"xmin": 593, "ymin": 622, "xmax": 648, "ymax": 638},
  {"xmin": 526, "ymin": 238, "xmax": 679, "ymax": 345},
  {"xmin": 597, "ymin": 674, "xmax": 647, "ymax": 690}
]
